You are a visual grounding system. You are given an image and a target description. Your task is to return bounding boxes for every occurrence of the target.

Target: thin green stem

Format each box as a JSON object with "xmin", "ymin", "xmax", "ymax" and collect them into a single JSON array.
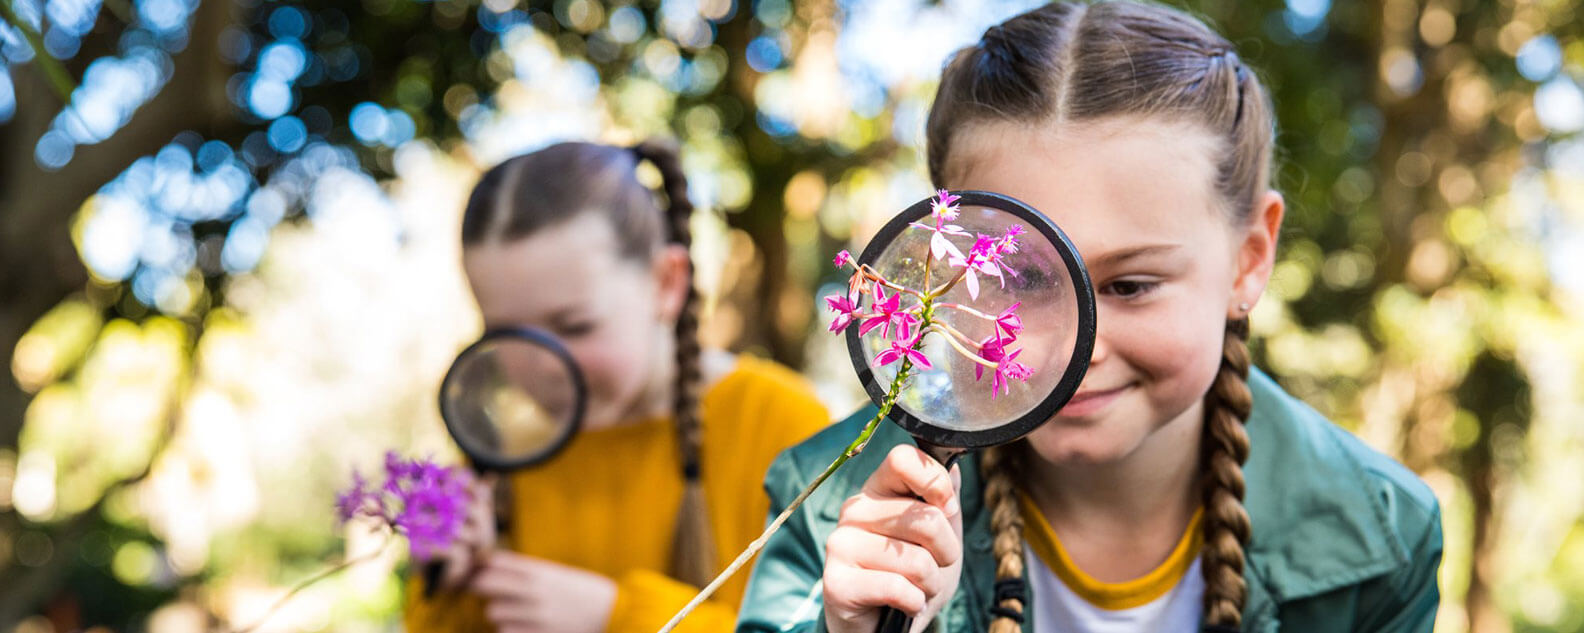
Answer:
[
  {"xmin": 860, "ymin": 265, "xmax": 926, "ymax": 300},
  {"xmin": 928, "ymin": 267, "xmax": 969, "ymax": 300},
  {"xmin": 0, "ymin": 0, "xmax": 77, "ymax": 104},
  {"xmin": 658, "ymin": 304, "xmax": 935, "ymax": 633},
  {"xmin": 928, "ymin": 324, "xmax": 998, "ymax": 370},
  {"xmin": 935, "ymin": 302, "xmax": 995, "ymax": 321},
  {"xmin": 230, "ymin": 528, "xmax": 394, "ymax": 633}
]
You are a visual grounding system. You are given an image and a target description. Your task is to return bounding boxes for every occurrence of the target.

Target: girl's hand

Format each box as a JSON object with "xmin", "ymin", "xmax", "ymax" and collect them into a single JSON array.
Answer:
[
  {"xmin": 432, "ymin": 476, "xmax": 497, "ymax": 592},
  {"xmin": 823, "ymin": 445, "xmax": 965, "ymax": 633},
  {"xmin": 470, "ymin": 551, "xmax": 618, "ymax": 633}
]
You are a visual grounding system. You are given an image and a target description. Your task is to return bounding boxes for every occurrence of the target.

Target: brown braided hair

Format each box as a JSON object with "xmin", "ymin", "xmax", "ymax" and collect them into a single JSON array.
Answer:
[
  {"xmin": 631, "ymin": 139, "xmax": 716, "ymax": 586},
  {"xmin": 1201, "ymin": 318, "xmax": 1253, "ymax": 627},
  {"xmin": 979, "ymin": 444, "xmax": 1028, "ymax": 633},
  {"xmin": 460, "ymin": 139, "xmax": 715, "ymax": 586},
  {"xmin": 927, "ymin": 2, "xmax": 1274, "ymax": 628}
]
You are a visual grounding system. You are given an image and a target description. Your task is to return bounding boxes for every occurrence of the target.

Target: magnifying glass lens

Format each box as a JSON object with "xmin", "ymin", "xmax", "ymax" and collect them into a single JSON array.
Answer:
[
  {"xmin": 440, "ymin": 331, "xmax": 584, "ymax": 470},
  {"xmin": 847, "ymin": 191, "xmax": 1096, "ymax": 450}
]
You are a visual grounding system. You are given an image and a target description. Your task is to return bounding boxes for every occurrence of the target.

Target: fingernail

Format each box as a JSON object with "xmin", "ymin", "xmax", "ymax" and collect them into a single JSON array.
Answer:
[{"xmin": 946, "ymin": 495, "xmax": 961, "ymax": 517}]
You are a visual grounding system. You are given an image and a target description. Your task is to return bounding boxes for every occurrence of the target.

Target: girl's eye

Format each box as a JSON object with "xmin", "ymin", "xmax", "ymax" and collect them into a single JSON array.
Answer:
[
  {"xmin": 1103, "ymin": 279, "xmax": 1160, "ymax": 299},
  {"xmin": 556, "ymin": 321, "xmax": 597, "ymax": 338}
]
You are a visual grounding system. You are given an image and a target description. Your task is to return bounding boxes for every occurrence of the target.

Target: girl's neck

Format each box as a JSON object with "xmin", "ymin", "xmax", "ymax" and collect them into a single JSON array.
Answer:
[
  {"xmin": 620, "ymin": 329, "xmax": 678, "ymax": 425},
  {"xmin": 1023, "ymin": 402, "xmax": 1204, "ymax": 533}
]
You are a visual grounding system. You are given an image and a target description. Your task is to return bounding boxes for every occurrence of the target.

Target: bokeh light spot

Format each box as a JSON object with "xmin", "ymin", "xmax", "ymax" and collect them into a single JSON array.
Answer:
[{"xmin": 267, "ymin": 116, "xmax": 307, "ymax": 153}]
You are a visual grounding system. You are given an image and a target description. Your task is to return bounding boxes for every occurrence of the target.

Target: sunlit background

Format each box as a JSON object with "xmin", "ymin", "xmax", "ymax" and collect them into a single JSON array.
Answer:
[{"xmin": 2, "ymin": 0, "xmax": 1583, "ymax": 631}]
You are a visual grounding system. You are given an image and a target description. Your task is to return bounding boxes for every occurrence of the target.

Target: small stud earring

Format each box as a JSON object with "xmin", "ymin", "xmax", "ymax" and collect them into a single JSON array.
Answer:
[{"xmin": 1238, "ymin": 302, "xmax": 1251, "ymax": 313}]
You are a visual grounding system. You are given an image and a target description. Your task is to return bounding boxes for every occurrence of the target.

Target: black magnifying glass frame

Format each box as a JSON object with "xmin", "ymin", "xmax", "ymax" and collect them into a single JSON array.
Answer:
[
  {"xmin": 438, "ymin": 326, "xmax": 588, "ymax": 473},
  {"xmin": 843, "ymin": 190, "xmax": 1097, "ymax": 453}
]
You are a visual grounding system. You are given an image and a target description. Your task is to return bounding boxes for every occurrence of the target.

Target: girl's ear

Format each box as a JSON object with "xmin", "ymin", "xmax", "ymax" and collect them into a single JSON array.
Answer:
[
  {"xmin": 1229, "ymin": 190, "xmax": 1285, "ymax": 319},
  {"xmin": 653, "ymin": 243, "xmax": 692, "ymax": 322}
]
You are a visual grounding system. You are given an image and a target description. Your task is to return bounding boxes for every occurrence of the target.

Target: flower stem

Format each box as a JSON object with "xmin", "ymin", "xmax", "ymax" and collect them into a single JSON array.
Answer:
[
  {"xmin": 657, "ymin": 308, "xmax": 931, "ymax": 633},
  {"xmin": 929, "ymin": 324, "xmax": 999, "ymax": 370},
  {"xmin": 928, "ymin": 267, "xmax": 969, "ymax": 300},
  {"xmin": 935, "ymin": 302, "xmax": 995, "ymax": 321},
  {"xmin": 861, "ymin": 265, "xmax": 927, "ymax": 299},
  {"xmin": 230, "ymin": 528, "xmax": 394, "ymax": 633}
]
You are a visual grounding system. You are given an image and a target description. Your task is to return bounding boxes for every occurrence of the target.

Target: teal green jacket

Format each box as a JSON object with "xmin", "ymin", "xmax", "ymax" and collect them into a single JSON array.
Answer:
[{"xmin": 737, "ymin": 368, "xmax": 1442, "ymax": 633}]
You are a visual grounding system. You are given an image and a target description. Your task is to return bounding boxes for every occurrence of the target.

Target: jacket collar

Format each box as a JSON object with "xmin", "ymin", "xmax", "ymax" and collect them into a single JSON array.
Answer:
[{"xmin": 818, "ymin": 367, "xmax": 1405, "ymax": 630}]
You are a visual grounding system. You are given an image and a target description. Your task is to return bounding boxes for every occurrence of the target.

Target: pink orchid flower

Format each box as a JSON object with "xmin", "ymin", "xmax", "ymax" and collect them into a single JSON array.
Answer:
[
  {"xmin": 995, "ymin": 302, "xmax": 1024, "ymax": 341},
  {"xmin": 874, "ymin": 335, "xmax": 933, "ymax": 370},
  {"xmin": 825, "ymin": 291, "xmax": 862, "ymax": 333},
  {"xmin": 834, "ymin": 249, "xmax": 855, "ymax": 269},
  {"xmin": 947, "ymin": 235, "xmax": 999, "ymax": 300},
  {"xmin": 858, "ymin": 286, "xmax": 920, "ymax": 341},
  {"xmin": 933, "ymin": 189, "xmax": 961, "ymax": 213},
  {"xmin": 975, "ymin": 334, "xmax": 1034, "ymax": 398},
  {"xmin": 909, "ymin": 190, "xmax": 970, "ymax": 261}
]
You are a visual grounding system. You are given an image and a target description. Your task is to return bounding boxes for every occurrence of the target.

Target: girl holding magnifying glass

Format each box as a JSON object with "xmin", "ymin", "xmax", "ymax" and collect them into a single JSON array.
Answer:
[
  {"xmin": 404, "ymin": 140, "xmax": 830, "ymax": 633},
  {"xmin": 740, "ymin": 3, "xmax": 1442, "ymax": 633}
]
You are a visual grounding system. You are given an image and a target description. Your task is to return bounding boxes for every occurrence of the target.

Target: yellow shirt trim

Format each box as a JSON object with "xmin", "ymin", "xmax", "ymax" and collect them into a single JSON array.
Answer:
[{"xmin": 1018, "ymin": 492, "xmax": 1203, "ymax": 611}]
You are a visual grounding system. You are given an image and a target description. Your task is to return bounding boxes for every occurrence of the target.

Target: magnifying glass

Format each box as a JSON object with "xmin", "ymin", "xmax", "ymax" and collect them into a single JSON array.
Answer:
[
  {"xmin": 423, "ymin": 327, "xmax": 587, "ymax": 594},
  {"xmin": 844, "ymin": 191, "xmax": 1096, "ymax": 632}
]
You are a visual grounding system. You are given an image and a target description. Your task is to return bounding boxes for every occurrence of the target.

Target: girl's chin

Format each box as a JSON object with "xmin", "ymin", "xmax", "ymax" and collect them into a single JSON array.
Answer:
[{"xmin": 1025, "ymin": 422, "xmax": 1144, "ymax": 465}]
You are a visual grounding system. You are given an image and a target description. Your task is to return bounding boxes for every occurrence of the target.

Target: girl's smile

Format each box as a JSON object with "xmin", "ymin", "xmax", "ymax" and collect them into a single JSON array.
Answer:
[{"xmin": 1057, "ymin": 382, "xmax": 1133, "ymax": 418}]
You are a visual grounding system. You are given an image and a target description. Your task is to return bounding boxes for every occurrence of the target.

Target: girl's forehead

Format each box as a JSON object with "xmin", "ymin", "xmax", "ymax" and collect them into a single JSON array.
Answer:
[
  {"xmin": 944, "ymin": 118, "xmax": 1229, "ymax": 258},
  {"xmin": 464, "ymin": 216, "xmax": 647, "ymax": 321}
]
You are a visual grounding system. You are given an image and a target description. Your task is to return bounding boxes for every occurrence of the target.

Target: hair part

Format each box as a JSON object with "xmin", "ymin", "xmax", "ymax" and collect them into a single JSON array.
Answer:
[
  {"xmin": 460, "ymin": 139, "xmax": 716, "ymax": 586},
  {"xmin": 926, "ymin": 0, "xmax": 1274, "ymax": 226},
  {"xmin": 929, "ymin": 2, "xmax": 1272, "ymax": 628}
]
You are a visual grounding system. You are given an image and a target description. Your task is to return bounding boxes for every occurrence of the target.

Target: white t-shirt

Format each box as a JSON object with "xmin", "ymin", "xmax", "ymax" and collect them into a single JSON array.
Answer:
[{"xmin": 1018, "ymin": 494, "xmax": 1205, "ymax": 633}]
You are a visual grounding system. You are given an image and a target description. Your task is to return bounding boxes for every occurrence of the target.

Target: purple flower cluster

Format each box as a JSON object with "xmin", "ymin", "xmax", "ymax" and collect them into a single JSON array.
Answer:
[
  {"xmin": 336, "ymin": 452, "xmax": 472, "ymax": 562},
  {"xmin": 828, "ymin": 190, "xmax": 1035, "ymax": 397}
]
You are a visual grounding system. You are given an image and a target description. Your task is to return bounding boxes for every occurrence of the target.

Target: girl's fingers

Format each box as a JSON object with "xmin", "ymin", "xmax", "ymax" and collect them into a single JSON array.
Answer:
[
  {"xmin": 466, "ymin": 477, "xmax": 497, "ymax": 549},
  {"xmin": 436, "ymin": 542, "xmax": 472, "ymax": 590},
  {"xmin": 436, "ymin": 478, "xmax": 499, "ymax": 590},
  {"xmin": 836, "ymin": 495, "xmax": 961, "ymax": 567},
  {"xmin": 862, "ymin": 445, "xmax": 960, "ymax": 516},
  {"xmin": 826, "ymin": 525, "xmax": 951, "ymax": 598},
  {"xmin": 470, "ymin": 554, "xmax": 536, "ymax": 601},
  {"xmin": 824, "ymin": 564, "xmax": 929, "ymax": 618}
]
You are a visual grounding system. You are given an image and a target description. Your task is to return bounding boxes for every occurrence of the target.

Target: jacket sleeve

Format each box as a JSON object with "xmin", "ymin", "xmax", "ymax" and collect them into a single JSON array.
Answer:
[
  {"xmin": 1351, "ymin": 503, "xmax": 1443, "ymax": 633},
  {"xmin": 735, "ymin": 449, "xmax": 830, "ymax": 633}
]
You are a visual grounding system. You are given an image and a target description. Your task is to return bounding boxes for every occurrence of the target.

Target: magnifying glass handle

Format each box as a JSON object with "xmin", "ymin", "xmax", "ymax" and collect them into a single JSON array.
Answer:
[{"xmin": 874, "ymin": 607, "xmax": 913, "ymax": 633}]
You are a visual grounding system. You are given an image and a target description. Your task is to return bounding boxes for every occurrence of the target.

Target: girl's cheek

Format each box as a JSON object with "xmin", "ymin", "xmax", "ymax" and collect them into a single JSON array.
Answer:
[
  {"xmin": 576, "ymin": 328, "xmax": 648, "ymax": 396},
  {"xmin": 1112, "ymin": 294, "xmax": 1222, "ymax": 381}
]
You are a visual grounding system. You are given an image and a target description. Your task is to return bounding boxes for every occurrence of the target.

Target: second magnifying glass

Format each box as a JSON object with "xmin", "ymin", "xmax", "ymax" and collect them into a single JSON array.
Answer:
[
  {"xmin": 424, "ymin": 327, "xmax": 586, "ymax": 595},
  {"xmin": 440, "ymin": 327, "xmax": 586, "ymax": 471}
]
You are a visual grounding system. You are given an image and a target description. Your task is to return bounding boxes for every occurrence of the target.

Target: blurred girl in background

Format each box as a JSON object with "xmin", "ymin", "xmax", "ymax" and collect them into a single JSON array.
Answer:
[{"xmin": 406, "ymin": 140, "xmax": 830, "ymax": 633}]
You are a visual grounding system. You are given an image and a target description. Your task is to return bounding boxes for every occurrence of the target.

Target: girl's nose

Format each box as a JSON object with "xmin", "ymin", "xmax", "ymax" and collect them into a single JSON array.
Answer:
[{"xmin": 1087, "ymin": 310, "xmax": 1114, "ymax": 368}]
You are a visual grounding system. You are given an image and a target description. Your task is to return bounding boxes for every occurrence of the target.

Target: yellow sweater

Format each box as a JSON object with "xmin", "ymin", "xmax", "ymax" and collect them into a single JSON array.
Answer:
[{"xmin": 404, "ymin": 356, "xmax": 830, "ymax": 632}]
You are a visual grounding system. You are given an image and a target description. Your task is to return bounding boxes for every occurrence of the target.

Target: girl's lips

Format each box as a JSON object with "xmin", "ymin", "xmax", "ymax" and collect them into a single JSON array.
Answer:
[{"xmin": 1058, "ymin": 384, "xmax": 1131, "ymax": 417}]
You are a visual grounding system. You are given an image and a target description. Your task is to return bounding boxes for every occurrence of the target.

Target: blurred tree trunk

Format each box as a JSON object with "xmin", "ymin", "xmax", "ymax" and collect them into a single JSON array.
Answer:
[
  {"xmin": 1368, "ymin": 0, "xmax": 1519, "ymax": 629},
  {"xmin": 0, "ymin": 0, "xmax": 236, "ymax": 455},
  {"xmin": 0, "ymin": 0, "xmax": 235, "ymax": 625}
]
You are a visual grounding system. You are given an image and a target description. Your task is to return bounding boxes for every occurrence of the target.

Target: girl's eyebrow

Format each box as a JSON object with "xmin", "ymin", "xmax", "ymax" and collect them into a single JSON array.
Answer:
[{"xmin": 1089, "ymin": 243, "xmax": 1182, "ymax": 267}]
